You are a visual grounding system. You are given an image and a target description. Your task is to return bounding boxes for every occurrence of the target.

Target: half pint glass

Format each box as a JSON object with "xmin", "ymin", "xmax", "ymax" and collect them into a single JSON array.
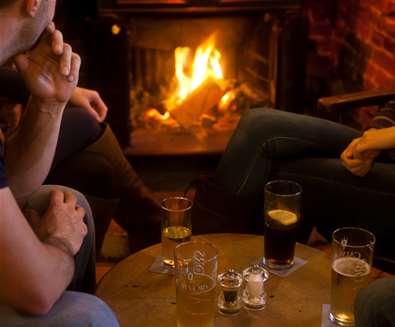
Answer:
[
  {"xmin": 175, "ymin": 241, "xmax": 218, "ymax": 327},
  {"xmin": 329, "ymin": 227, "xmax": 375, "ymax": 326},
  {"xmin": 161, "ymin": 196, "xmax": 192, "ymax": 267},
  {"xmin": 263, "ymin": 180, "xmax": 302, "ymax": 269}
]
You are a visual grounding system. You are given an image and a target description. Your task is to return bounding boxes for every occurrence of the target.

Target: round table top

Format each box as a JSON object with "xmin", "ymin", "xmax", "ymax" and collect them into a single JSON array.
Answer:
[{"xmin": 96, "ymin": 233, "xmax": 331, "ymax": 327}]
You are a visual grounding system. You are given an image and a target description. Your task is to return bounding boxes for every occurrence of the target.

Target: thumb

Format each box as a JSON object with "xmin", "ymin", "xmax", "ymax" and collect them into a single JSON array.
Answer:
[
  {"xmin": 14, "ymin": 53, "xmax": 30, "ymax": 74},
  {"xmin": 23, "ymin": 208, "xmax": 41, "ymax": 230}
]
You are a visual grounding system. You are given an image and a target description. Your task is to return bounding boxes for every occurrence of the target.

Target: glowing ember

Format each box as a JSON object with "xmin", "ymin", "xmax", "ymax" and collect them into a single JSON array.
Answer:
[{"xmin": 165, "ymin": 35, "xmax": 224, "ymax": 111}]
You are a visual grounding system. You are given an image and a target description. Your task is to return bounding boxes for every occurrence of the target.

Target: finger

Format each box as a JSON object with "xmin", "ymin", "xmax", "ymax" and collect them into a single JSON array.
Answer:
[
  {"xmin": 46, "ymin": 22, "xmax": 56, "ymax": 34},
  {"xmin": 84, "ymin": 104, "xmax": 101, "ymax": 122},
  {"xmin": 51, "ymin": 29, "xmax": 64, "ymax": 56},
  {"xmin": 63, "ymin": 191, "xmax": 77, "ymax": 207},
  {"xmin": 75, "ymin": 206, "xmax": 86, "ymax": 220},
  {"xmin": 13, "ymin": 54, "xmax": 30, "ymax": 74},
  {"xmin": 59, "ymin": 43, "xmax": 72, "ymax": 76},
  {"xmin": 66, "ymin": 52, "xmax": 81, "ymax": 83},
  {"xmin": 49, "ymin": 188, "xmax": 64, "ymax": 206},
  {"xmin": 92, "ymin": 95, "xmax": 108, "ymax": 121}
]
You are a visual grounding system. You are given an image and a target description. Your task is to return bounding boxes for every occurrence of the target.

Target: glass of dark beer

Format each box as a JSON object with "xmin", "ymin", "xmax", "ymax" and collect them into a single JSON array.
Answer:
[{"xmin": 263, "ymin": 180, "xmax": 302, "ymax": 270}]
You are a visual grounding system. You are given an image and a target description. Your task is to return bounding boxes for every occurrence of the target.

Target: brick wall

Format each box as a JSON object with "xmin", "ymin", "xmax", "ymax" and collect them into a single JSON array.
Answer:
[{"xmin": 305, "ymin": 0, "xmax": 395, "ymax": 91}]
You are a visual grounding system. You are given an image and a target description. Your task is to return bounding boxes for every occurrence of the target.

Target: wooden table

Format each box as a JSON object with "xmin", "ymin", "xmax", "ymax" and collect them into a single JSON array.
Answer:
[{"xmin": 96, "ymin": 234, "xmax": 331, "ymax": 327}]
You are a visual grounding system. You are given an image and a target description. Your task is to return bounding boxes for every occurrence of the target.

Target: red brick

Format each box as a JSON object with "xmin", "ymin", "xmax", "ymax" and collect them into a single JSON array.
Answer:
[
  {"xmin": 374, "ymin": 69, "xmax": 395, "ymax": 88},
  {"xmin": 371, "ymin": 31, "xmax": 384, "ymax": 47},
  {"xmin": 372, "ymin": 49, "xmax": 395, "ymax": 70},
  {"xmin": 383, "ymin": 33, "xmax": 395, "ymax": 53}
]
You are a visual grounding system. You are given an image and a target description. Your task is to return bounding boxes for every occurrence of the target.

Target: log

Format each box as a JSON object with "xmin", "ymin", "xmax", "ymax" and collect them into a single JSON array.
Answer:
[{"xmin": 169, "ymin": 78, "xmax": 224, "ymax": 128}]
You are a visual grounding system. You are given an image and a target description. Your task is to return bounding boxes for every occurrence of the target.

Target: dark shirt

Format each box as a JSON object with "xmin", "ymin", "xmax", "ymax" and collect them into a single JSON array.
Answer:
[{"xmin": 0, "ymin": 129, "xmax": 8, "ymax": 189}]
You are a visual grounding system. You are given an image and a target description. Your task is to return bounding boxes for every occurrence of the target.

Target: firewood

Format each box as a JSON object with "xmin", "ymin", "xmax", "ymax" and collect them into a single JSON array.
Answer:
[{"xmin": 169, "ymin": 78, "xmax": 224, "ymax": 128}]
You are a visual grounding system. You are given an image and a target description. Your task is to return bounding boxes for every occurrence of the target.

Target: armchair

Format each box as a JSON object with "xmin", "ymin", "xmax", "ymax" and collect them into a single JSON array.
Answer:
[{"xmin": 317, "ymin": 89, "xmax": 395, "ymax": 124}]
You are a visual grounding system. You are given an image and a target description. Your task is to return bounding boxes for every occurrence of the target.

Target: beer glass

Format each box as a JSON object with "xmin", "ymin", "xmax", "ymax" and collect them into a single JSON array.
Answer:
[
  {"xmin": 263, "ymin": 180, "xmax": 302, "ymax": 269},
  {"xmin": 161, "ymin": 196, "xmax": 192, "ymax": 267},
  {"xmin": 329, "ymin": 227, "xmax": 375, "ymax": 326},
  {"xmin": 175, "ymin": 241, "xmax": 218, "ymax": 327}
]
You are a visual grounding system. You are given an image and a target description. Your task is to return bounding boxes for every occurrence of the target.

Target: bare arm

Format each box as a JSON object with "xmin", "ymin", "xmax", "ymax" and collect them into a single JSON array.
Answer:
[
  {"xmin": 4, "ymin": 24, "xmax": 80, "ymax": 204},
  {"xmin": 0, "ymin": 187, "xmax": 86, "ymax": 315}
]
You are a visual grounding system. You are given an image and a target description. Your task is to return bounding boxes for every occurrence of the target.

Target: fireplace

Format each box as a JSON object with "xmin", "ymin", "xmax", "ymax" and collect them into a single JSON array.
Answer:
[{"xmin": 88, "ymin": 0, "xmax": 307, "ymax": 154}]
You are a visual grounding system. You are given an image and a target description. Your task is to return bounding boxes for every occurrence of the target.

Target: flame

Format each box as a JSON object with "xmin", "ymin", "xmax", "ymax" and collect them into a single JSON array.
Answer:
[{"xmin": 166, "ymin": 35, "xmax": 224, "ymax": 110}]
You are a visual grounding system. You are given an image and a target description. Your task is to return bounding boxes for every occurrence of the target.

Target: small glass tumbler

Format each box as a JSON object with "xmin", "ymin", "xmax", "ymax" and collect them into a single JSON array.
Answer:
[
  {"xmin": 242, "ymin": 264, "xmax": 269, "ymax": 310},
  {"xmin": 217, "ymin": 269, "xmax": 243, "ymax": 315}
]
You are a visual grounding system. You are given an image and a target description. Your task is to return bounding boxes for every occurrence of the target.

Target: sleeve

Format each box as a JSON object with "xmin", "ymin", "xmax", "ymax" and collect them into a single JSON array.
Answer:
[
  {"xmin": 368, "ymin": 98, "xmax": 395, "ymax": 129},
  {"xmin": 0, "ymin": 67, "xmax": 30, "ymax": 106}
]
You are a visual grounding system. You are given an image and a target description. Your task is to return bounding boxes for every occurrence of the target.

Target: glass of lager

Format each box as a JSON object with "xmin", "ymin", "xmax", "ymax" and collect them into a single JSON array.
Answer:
[
  {"xmin": 263, "ymin": 180, "xmax": 302, "ymax": 269},
  {"xmin": 330, "ymin": 227, "xmax": 375, "ymax": 326},
  {"xmin": 161, "ymin": 196, "xmax": 192, "ymax": 267},
  {"xmin": 175, "ymin": 241, "xmax": 218, "ymax": 327}
]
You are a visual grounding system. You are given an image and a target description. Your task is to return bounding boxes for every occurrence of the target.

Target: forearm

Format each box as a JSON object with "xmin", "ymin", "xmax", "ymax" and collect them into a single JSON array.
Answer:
[
  {"xmin": 0, "ymin": 187, "xmax": 75, "ymax": 315},
  {"xmin": 5, "ymin": 97, "xmax": 66, "ymax": 203}
]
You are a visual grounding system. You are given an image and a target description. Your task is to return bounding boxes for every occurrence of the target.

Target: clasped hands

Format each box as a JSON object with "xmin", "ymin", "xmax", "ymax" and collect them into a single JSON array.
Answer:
[{"xmin": 341, "ymin": 129, "xmax": 381, "ymax": 177}]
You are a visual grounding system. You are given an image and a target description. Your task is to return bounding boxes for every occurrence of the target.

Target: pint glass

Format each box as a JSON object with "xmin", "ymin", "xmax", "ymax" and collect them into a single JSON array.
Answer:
[
  {"xmin": 263, "ymin": 180, "xmax": 302, "ymax": 269},
  {"xmin": 161, "ymin": 196, "xmax": 192, "ymax": 267},
  {"xmin": 329, "ymin": 227, "xmax": 375, "ymax": 326},
  {"xmin": 175, "ymin": 241, "xmax": 218, "ymax": 327}
]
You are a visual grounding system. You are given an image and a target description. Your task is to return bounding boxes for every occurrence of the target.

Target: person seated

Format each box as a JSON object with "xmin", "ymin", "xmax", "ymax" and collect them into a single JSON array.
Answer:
[
  {"xmin": 0, "ymin": 69, "xmax": 162, "ymax": 254},
  {"xmin": 0, "ymin": 0, "xmax": 118, "ymax": 324},
  {"xmin": 197, "ymin": 105, "xmax": 395, "ymax": 263},
  {"xmin": 355, "ymin": 277, "xmax": 395, "ymax": 327}
]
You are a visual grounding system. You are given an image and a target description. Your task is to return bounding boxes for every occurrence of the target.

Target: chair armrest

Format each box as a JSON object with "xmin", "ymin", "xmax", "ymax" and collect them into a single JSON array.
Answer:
[{"xmin": 318, "ymin": 89, "xmax": 395, "ymax": 112}]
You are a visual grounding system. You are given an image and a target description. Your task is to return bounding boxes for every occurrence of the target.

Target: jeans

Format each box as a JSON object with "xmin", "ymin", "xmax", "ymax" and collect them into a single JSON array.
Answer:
[
  {"xmin": 216, "ymin": 108, "xmax": 395, "ymax": 259},
  {"xmin": 0, "ymin": 185, "xmax": 119, "ymax": 326},
  {"xmin": 355, "ymin": 278, "xmax": 395, "ymax": 327}
]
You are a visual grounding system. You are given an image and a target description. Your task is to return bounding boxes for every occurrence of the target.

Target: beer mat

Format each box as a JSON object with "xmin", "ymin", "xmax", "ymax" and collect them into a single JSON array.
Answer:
[
  {"xmin": 257, "ymin": 257, "xmax": 307, "ymax": 277},
  {"xmin": 149, "ymin": 256, "xmax": 174, "ymax": 275},
  {"xmin": 321, "ymin": 304, "xmax": 336, "ymax": 327}
]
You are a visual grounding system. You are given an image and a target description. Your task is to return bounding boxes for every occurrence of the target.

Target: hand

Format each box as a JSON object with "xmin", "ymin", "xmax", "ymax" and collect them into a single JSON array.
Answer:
[
  {"xmin": 13, "ymin": 23, "xmax": 81, "ymax": 105},
  {"xmin": 70, "ymin": 87, "xmax": 108, "ymax": 122},
  {"xmin": 353, "ymin": 128, "xmax": 395, "ymax": 155},
  {"xmin": 340, "ymin": 138, "xmax": 379, "ymax": 177},
  {"xmin": 25, "ymin": 189, "xmax": 87, "ymax": 256}
]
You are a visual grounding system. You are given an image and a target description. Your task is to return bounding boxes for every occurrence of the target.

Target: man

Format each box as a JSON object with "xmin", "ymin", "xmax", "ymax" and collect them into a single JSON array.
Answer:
[{"xmin": 0, "ymin": 0, "xmax": 118, "ymax": 325}]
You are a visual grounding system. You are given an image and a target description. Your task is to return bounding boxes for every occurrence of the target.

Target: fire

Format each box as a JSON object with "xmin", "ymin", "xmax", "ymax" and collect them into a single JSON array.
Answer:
[{"xmin": 165, "ymin": 35, "xmax": 224, "ymax": 110}]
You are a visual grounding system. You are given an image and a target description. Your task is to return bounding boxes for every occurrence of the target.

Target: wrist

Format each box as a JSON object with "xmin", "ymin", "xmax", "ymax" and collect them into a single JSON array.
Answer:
[
  {"xmin": 29, "ymin": 96, "xmax": 67, "ymax": 113},
  {"xmin": 43, "ymin": 236, "xmax": 76, "ymax": 258}
]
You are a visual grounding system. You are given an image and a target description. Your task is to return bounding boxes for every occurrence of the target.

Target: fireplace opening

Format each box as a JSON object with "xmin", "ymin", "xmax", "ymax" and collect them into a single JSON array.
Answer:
[{"xmin": 76, "ymin": 0, "xmax": 308, "ymax": 155}]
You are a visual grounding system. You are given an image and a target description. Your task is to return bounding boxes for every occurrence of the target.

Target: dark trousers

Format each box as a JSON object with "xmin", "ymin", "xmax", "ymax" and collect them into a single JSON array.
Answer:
[{"xmin": 216, "ymin": 108, "xmax": 395, "ymax": 260}]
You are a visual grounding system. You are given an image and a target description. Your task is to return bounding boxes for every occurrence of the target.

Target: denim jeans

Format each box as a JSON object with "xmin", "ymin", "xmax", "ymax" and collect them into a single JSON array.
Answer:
[
  {"xmin": 355, "ymin": 278, "xmax": 395, "ymax": 327},
  {"xmin": 0, "ymin": 185, "xmax": 119, "ymax": 326},
  {"xmin": 216, "ymin": 108, "xmax": 395, "ymax": 259}
]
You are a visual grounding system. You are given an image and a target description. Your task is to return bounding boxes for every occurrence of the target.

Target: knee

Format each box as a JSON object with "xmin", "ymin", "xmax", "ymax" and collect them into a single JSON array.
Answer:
[
  {"xmin": 237, "ymin": 108, "xmax": 289, "ymax": 140},
  {"xmin": 355, "ymin": 278, "xmax": 395, "ymax": 327},
  {"xmin": 50, "ymin": 292, "xmax": 119, "ymax": 327}
]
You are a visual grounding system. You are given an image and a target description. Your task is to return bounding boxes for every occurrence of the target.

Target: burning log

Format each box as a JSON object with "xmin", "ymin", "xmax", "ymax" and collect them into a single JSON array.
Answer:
[{"xmin": 169, "ymin": 78, "xmax": 225, "ymax": 129}]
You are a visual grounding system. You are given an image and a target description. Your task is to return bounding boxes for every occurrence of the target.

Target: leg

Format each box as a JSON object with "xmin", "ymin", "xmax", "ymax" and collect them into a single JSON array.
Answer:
[
  {"xmin": 25, "ymin": 185, "xmax": 96, "ymax": 294},
  {"xmin": 216, "ymin": 108, "xmax": 360, "ymax": 196},
  {"xmin": 0, "ymin": 291, "xmax": 119, "ymax": 327},
  {"xmin": 355, "ymin": 278, "xmax": 395, "ymax": 327}
]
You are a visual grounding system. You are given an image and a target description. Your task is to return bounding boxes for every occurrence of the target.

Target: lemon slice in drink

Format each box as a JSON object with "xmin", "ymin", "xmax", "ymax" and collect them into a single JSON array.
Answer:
[{"xmin": 268, "ymin": 209, "xmax": 297, "ymax": 226}]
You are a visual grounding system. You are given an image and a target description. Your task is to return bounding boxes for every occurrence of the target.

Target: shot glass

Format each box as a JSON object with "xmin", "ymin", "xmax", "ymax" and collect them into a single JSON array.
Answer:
[
  {"xmin": 329, "ymin": 227, "xmax": 375, "ymax": 326},
  {"xmin": 175, "ymin": 241, "xmax": 218, "ymax": 327},
  {"xmin": 161, "ymin": 196, "xmax": 192, "ymax": 267},
  {"xmin": 263, "ymin": 180, "xmax": 302, "ymax": 270}
]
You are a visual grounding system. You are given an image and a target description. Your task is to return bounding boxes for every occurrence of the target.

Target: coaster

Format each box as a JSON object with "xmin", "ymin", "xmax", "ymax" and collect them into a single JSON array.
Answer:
[
  {"xmin": 260, "ymin": 257, "xmax": 307, "ymax": 277},
  {"xmin": 149, "ymin": 256, "xmax": 174, "ymax": 275},
  {"xmin": 321, "ymin": 304, "xmax": 336, "ymax": 327}
]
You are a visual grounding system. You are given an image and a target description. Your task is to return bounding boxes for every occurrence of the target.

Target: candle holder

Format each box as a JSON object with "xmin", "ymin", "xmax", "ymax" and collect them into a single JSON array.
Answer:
[
  {"xmin": 242, "ymin": 264, "xmax": 269, "ymax": 310},
  {"xmin": 217, "ymin": 269, "xmax": 243, "ymax": 314}
]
